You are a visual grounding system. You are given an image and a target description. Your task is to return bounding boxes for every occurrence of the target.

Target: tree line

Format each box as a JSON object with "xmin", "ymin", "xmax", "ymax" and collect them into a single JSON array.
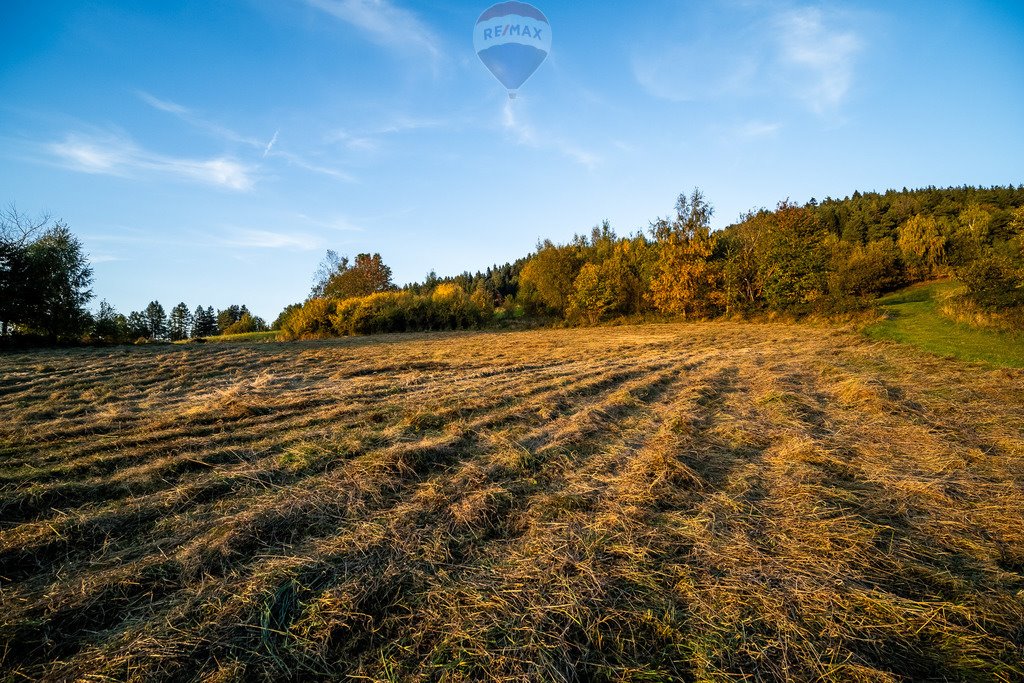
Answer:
[
  {"xmin": 5, "ymin": 184, "xmax": 1023, "ymax": 345},
  {"xmin": 92, "ymin": 301, "xmax": 269, "ymax": 344},
  {"xmin": 279, "ymin": 185, "xmax": 1024, "ymax": 338},
  {"xmin": 1, "ymin": 204, "xmax": 268, "ymax": 344}
]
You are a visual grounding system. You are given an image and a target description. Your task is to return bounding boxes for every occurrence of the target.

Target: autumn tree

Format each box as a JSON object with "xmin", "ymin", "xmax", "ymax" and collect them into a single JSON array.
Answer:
[
  {"xmin": 470, "ymin": 280, "xmax": 495, "ymax": 316},
  {"xmin": 649, "ymin": 188, "xmax": 723, "ymax": 318},
  {"xmin": 316, "ymin": 252, "xmax": 394, "ymax": 300},
  {"xmin": 217, "ymin": 305, "xmax": 249, "ymax": 333},
  {"xmin": 567, "ymin": 263, "xmax": 613, "ymax": 324},
  {"xmin": 1009, "ymin": 206, "xmax": 1024, "ymax": 239},
  {"xmin": 898, "ymin": 214, "xmax": 947, "ymax": 277},
  {"xmin": 272, "ymin": 303, "xmax": 302, "ymax": 331},
  {"xmin": 957, "ymin": 257, "xmax": 1024, "ymax": 310},
  {"xmin": 758, "ymin": 201, "xmax": 831, "ymax": 311},
  {"xmin": 958, "ymin": 204, "xmax": 993, "ymax": 243},
  {"xmin": 567, "ymin": 237, "xmax": 654, "ymax": 323},
  {"xmin": 519, "ymin": 239, "xmax": 585, "ymax": 315},
  {"xmin": 719, "ymin": 210, "xmax": 773, "ymax": 314},
  {"xmin": 223, "ymin": 312, "xmax": 268, "ymax": 335},
  {"xmin": 827, "ymin": 239, "xmax": 906, "ymax": 299}
]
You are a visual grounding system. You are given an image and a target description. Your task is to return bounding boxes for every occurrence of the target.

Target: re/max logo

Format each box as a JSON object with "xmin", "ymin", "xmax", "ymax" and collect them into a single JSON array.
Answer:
[{"xmin": 482, "ymin": 24, "xmax": 543, "ymax": 41}]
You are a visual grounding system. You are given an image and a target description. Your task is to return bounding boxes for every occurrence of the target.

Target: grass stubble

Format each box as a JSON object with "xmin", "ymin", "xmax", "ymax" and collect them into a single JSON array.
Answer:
[{"xmin": 0, "ymin": 323, "xmax": 1022, "ymax": 681}]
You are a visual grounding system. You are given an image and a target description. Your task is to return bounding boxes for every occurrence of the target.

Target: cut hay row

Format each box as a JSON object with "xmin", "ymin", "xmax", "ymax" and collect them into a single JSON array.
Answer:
[{"xmin": 1, "ymin": 323, "xmax": 1022, "ymax": 681}]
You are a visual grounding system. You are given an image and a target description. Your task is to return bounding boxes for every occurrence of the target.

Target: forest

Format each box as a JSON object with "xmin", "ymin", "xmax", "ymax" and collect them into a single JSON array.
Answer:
[
  {"xmin": 279, "ymin": 185, "xmax": 1024, "ymax": 339},
  {"xmin": 2, "ymin": 185, "xmax": 1023, "ymax": 345}
]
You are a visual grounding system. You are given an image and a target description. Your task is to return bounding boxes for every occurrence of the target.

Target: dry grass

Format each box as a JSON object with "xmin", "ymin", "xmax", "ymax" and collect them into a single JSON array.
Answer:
[{"xmin": 1, "ymin": 323, "xmax": 1022, "ymax": 681}]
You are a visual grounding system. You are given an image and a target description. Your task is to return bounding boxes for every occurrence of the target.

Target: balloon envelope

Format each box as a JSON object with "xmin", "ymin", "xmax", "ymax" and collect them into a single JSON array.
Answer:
[{"xmin": 473, "ymin": 2, "xmax": 550, "ymax": 94}]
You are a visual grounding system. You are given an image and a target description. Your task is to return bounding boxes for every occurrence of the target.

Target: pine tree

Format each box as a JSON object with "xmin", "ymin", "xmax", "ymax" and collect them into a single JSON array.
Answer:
[
  {"xmin": 191, "ymin": 305, "xmax": 214, "ymax": 338},
  {"xmin": 168, "ymin": 302, "xmax": 192, "ymax": 341},
  {"xmin": 126, "ymin": 311, "xmax": 149, "ymax": 339},
  {"xmin": 93, "ymin": 300, "xmax": 128, "ymax": 343},
  {"xmin": 144, "ymin": 301, "xmax": 167, "ymax": 340}
]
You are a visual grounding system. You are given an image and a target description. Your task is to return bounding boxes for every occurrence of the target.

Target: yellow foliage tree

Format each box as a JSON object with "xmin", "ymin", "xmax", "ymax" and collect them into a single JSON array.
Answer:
[
  {"xmin": 649, "ymin": 189, "xmax": 723, "ymax": 318},
  {"xmin": 519, "ymin": 240, "xmax": 584, "ymax": 314},
  {"xmin": 898, "ymin": 214, "xmax": 947, "ymax": 276}
]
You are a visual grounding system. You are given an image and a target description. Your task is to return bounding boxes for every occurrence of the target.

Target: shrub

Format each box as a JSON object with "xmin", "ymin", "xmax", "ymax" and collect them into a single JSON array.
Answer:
[
  {"xmin": 431, "ymin": 284, "xmax": 483, "ymax": 330},
  {"xmin": 348, "ymin": 292, "xmax": 413, "ymax": 335},
  {"xmin": 828, "ymin": 239, "xmax": 906, "ymax": 299},
  {"xmin": 222, "ymin": 312, "xmax": 268, "ymax": 335},
  {"xmin": 308, "ymin": 288, "xmax": 487, "ymax": 338},
  {"xmin": 280, "ymin": 298, "xmax": 336, "ymax": 339},
  {"xmin": 956, "ymin": 257, "xmax": 1024, "ymax": 310}
]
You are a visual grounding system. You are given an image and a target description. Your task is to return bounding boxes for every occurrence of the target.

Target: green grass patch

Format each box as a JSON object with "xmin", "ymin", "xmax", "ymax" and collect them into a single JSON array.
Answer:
[
  {"xmin": 865, "ymin": 280, "xmax": 1024, "ymax": 367},
  {"xmin": 192, "ymin": 331, "xmax": 280, "ymax": 344}
]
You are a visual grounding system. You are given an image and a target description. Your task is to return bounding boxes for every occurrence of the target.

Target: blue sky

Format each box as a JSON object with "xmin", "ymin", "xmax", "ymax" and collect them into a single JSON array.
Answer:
[{"xmin": 2, "ymin": 0, "xmax": 1022, "ymax": 320}]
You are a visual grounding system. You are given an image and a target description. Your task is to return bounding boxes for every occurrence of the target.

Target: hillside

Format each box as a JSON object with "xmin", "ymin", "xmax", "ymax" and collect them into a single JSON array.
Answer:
[
  {"xmin": 2, "ymin": 325, "xmax": 1023, "ymax": 680},
  {"xmin": 867, "ymin": 280, "xmax": 1024, "ymax": 367}
]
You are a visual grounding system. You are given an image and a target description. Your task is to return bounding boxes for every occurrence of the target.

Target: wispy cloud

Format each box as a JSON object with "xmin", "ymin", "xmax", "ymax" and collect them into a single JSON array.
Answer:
[
  {"xmin": 136, "ymin": 91, "xmax": 190, "ymax": 116},
  {"xmin": 632, "ymin": 3, "xmax": 864, "ymax": 115},
  {"xmin": 271, "ymin": 149, "xmax": 355, "ymax": 181},
  {"xmin": 48, "ymin": 133, "xmax": 256, "ymax": 190},
  {"xmin": 327, "ymin": 115, "xmax": 452, "ymax": 153},
  {"xmin": 502, "ymin": 100, "xmax": 601, "ymax": 169},
  {"xmin": 737, "ymin": 120, "xmax": 782, "ymax": 138},
  {"xmin": 263, "ymin": 130, "xmax": 279, "ymax": 157},
  {"xmin": 137, "ymin": 91, "xmax": 352, "ymax": 181},
  {"xmin": 137, "ymin": 90, "xmax": 264, "ymax": 147},
  {"xmin": 775, "ymin": 8, "xmax": 861, "ymax": 112},
  {"xmin": 296, "ymin": 213, "xmax": 366, "ymax": 232},
  {"xmin": 219, "ymin": 228, "xmax": 323, "ymax": 250},
  {"xmin": 305, "ymin": 0, "xmax": 442, "ymax": 63}
]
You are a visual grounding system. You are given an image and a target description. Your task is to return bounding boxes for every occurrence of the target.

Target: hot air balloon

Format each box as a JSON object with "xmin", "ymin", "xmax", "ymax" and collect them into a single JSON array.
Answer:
[{"xmin": 473, "ymin": 2, "xmax": 551, "ymax": 99}]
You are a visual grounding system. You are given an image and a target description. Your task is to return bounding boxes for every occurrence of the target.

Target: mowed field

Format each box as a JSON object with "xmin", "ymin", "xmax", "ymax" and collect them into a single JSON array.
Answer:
[{"xmin": 1, "ymin": 324, "xmax": 1023, "ymax": 681}]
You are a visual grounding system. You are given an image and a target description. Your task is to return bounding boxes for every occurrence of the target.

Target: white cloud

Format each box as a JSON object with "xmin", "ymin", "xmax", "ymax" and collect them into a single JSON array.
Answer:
[
  {"xmin": 263, "ymin": 130, "xmax": 279, "ymax": 157},
  {"xmin": 137, "ymin": 90, "xmax": 264, "ymax": 147},
  {"xmin": 737, "ymin": 120, "xmax": 782, "ymax": 138},
  {"xmin": 220, "ymin": 228, "xmax": 323, "ymax": 250},
  {"xmin": 775, "ymin": 8, "xmax": 861, "ymax": 112},
  {"xmin": 375, "ymin": 115, "xmax": 450, "ymax": 134},
  {"xmin": 502, "ymin": 100, "xmax": 601, "ymax": 169},
  {"xmin": 336, "ymin": 134, "xmax": 379, "ymax": 152},
  {"xmin": 137, "ymin": 91, "xmax": 352, "ymax": 181},
  {"xmin": 50, "ymin": 135, "xmax": 134, "ymax": 173},
  {"xmin": 632, "ymin": 43, "xmax": 759, "ymax": 104},
  {"xmin": 326, "ymin": 115, "xmax": 452, "ymax": 153},
  {"xmin": 296, "ymin": 213, "xmax": 366, "ymax": 232},
  {"xmin": 185, "ymin": 158, "xmax": 254, "ymax": 191},
  {"xmin": 632, "ymin": 3, "xmax": 864, "ymax": 115},
  {"xmin": 48, "ymin": 133, "xmax": 256, "ymax": 191},
  {"xmin": 136, "ymin": 91, "xmax": 191, "ymax": 116},
  {"xmin": 270, "ymin": 148, "xmax": 355, "ymax": 182},
  {"xmin": 305, "ymin": 0, "xmax": 442, "ymax": 63}
]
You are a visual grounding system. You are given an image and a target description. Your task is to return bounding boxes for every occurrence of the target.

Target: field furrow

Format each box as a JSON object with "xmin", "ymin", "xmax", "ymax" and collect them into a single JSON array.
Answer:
[{"xmin": 2, "ymin": 323, "xmax": 1022, "ymax": 681}]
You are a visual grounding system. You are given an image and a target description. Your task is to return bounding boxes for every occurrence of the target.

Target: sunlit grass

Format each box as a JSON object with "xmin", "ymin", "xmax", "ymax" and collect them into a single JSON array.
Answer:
[
  {"xmin": 1, "ymin": 324, "xmax": 1022, "ymax": 680},
  {"xmin": 866, "ymin": 279, "xmax": 1024, "ymax": 367},
  {"xmin": 192, "ymin": 330, "xmax": 280, "ymax": 343}
]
